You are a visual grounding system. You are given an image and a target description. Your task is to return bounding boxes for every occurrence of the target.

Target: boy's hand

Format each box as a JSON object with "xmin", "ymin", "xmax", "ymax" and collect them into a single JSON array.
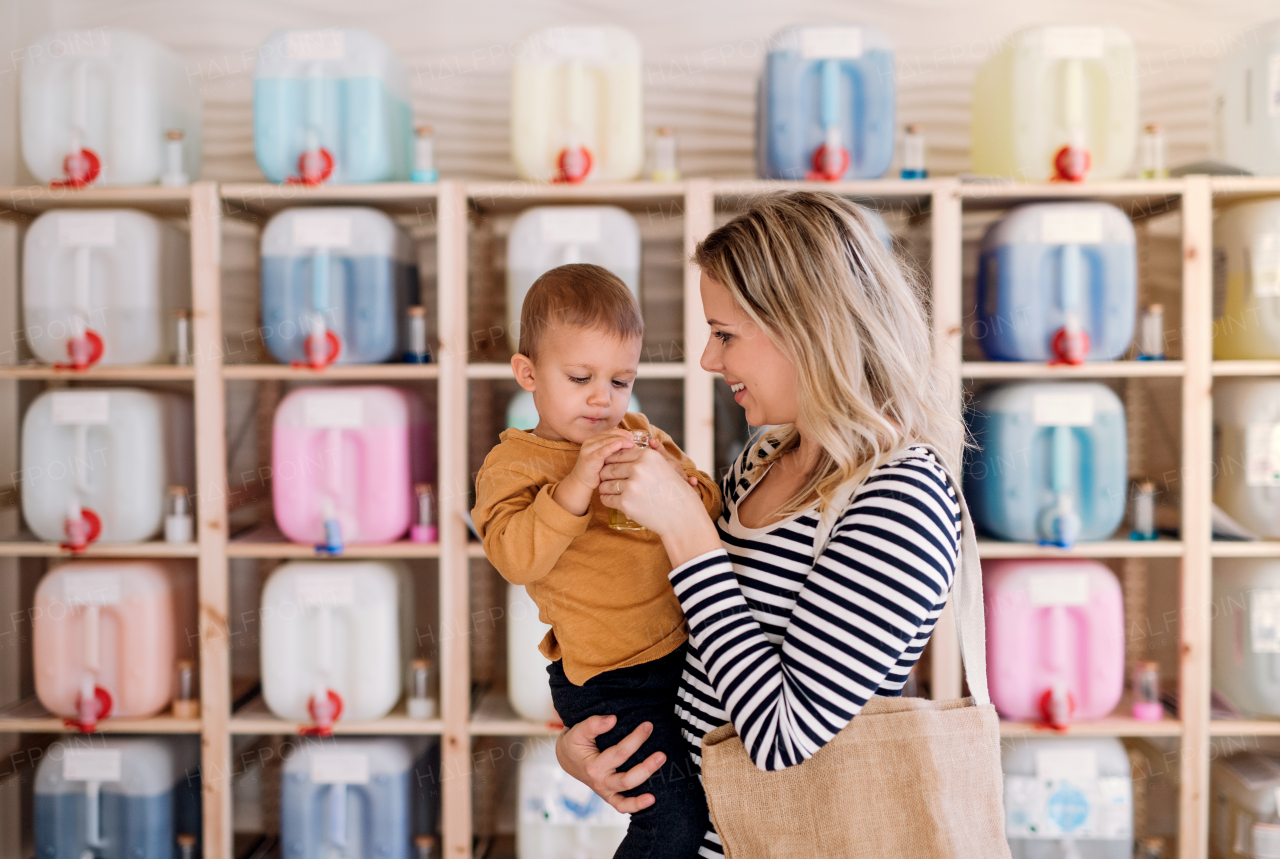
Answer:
[{"xmin": 552, "ymin": 429, "xmax": 636, "ymax": 516}]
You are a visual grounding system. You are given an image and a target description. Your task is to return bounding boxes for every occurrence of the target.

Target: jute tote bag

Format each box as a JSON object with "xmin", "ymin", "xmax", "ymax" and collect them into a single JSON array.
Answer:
[{"xmin": 700, "ymin": 444, "xmax": 1011, "ymax": 859}]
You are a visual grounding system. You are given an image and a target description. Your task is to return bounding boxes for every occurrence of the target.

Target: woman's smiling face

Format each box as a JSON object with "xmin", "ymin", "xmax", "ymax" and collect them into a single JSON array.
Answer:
[{"xmin": 699, "ymin": 271, "xmax": 798, "ymax": 429}]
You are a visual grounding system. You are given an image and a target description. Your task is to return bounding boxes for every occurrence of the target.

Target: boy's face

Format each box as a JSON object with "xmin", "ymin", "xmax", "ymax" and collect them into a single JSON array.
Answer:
[{"xmin": 512, "ymin": 324, "xmax": 641, "ymax": 444}]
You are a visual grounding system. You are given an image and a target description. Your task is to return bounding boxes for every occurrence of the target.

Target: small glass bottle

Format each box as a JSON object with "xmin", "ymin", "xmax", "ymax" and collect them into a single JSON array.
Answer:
[
  {"xmin": 1130, "ymin": 480, "xmax": 1157, "ymax": 541},
  {"xmin": 1138, "ymin": 303, "xmax": 1165, "ymax": 360},
  {"xmin": 412, "ymin": 125, "xmax": 438, "ymax": 183},
  {"xmin": 403, "ymin": 306, "xmax": 431, "ymax": 364},
  {"xmin": 608, "ymin": 431, "xmax": 651, "ymax": 531},
  {"xmin": 651, "ymin": 127, "xmax": 680, "ymax": 182},
  {"xmin": 407, "ymin": 658, "xmax": 436, "ymax": 719},
  {"xmin": 410, "ymin": 483, "xmax": 438, "ymax": 543},
  {"xmin": 176, "ymin": 833, "xmax": 198, "ymax": 859},
  {"xmin": 173, "ymin": 309, "xmax": 191, "ymax": 366},
  {"xmin": 161, "ymin": 129, "xmax": 189, "ymax": 187},
  {"xmin": 165, "ymin": 486, "xmax": 194, "ymax": 544},
  {"xmin": 1136, "ymin": 837, "xmax": 1165, "ymax": 859},
  {"xmin": 1140, "ymin": 123, "xmax": 1168, "ymax": 180},
  {"xmin": 1132, "ymin": 660, "xmax": 1163, "ymax": 721},
  {"xmin": 414, "ymin": 834, "xmax": 437, "ymax": 859},
  {"xmin": 900, "ymin": 124, "xmax": 927, "ymax": 179},
  {"xmin": 172, "ymin": 660, "xmax": 199, "ymax": 719}
]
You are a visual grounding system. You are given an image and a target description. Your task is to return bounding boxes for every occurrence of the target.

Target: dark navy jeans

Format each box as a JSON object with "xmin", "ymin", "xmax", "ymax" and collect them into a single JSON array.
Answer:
[{"xmin": 548, "ymin": 642, "xmax": 709, "ymax": 859}]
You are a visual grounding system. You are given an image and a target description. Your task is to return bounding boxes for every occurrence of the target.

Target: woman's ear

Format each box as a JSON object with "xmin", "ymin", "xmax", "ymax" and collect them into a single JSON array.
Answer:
[{"xmin": 511, "ymin": 353, "xmax": 537, "ymax": 393}]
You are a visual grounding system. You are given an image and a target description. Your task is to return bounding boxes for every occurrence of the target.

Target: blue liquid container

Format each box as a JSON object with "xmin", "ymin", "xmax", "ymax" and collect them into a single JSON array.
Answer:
[
  {"xmin": 965, "ymin": 382, "xmax": 1127, "ymax": 545},
  {"xmin": 34, "ymin": 737, "xmax": 201, "ymax": 859},
  {"xmin": 260, "ymin": 207, "xmax": 418, "ymax": 365},
  {"xmin": 976, "ymin": 203, "xmax": 1137, "ymax": 363},
  {"xmin": 756, "ymin": 26, "xmax": 895, "ymax": 181},
  {"xmin": 281, "ymin": 738, "xmax": 439, "ymax": 859},
  {"xmin": 254, "ymin": 29, "xmax": 413, "ymax": 184}
]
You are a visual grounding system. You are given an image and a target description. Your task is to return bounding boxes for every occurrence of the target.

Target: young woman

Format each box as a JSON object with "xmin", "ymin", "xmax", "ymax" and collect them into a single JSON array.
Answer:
[{"xmin": 560, "ymin": 190, "xmax": 964, "ymax": 857}]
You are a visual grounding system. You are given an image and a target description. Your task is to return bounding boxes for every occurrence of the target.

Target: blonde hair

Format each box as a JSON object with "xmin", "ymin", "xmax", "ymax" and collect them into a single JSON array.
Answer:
[
  {"xmin": 692, "ymin": 190, "xmax": 962, "ymax": 517},
  {"xmin": 518, "ymin": 263, "xmax": 643, "ymax": 361}
]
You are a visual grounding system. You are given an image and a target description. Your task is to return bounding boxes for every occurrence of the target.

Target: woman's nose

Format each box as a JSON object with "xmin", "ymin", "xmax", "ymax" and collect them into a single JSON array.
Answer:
[{"xmin": 700, "ymin": 338, "xmax": 721, "ymax": 374}]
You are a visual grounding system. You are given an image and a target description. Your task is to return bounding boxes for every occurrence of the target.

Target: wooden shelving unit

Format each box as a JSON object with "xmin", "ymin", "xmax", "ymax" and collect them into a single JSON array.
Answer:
[{"xmin": 2, "ymin": 174, "xmax": 1278, "ymax": 859}]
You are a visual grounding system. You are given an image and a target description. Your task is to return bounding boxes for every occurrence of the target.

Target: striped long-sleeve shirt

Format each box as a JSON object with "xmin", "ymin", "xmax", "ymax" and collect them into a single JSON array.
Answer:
[{"xmin": 671, "ymin": 440, "xmax": 961, "ymax": 858}]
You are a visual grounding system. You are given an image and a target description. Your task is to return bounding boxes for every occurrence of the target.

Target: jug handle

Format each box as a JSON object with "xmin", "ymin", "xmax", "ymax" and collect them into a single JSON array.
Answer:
[
  {"xmin": 327, "ymin": 782, "xmax": 348, "ymax": 848},
  {"xmin": 1050, "ymin": 243, "xmax": 1089, "ymax": 365}
]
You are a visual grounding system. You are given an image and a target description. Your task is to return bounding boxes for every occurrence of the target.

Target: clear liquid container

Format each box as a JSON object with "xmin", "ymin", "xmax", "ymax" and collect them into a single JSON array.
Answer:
[
  {"xmin": 1129, "ymin": 479, "xmax": 1157, "ymax": 541},
  {"xmin": 404, "ymin": 306, "xmax": 431, "ymax": 363},
  {"xmin": 651, "ymin": 126, "xmax": 679, "ymax": 182},
  {"xmin": 164, "ymin": 485, "xmax": 193, "ymax": 544},
  {"xmin": 173, "ymin": 659, "xmax": 199, "ymax": 719},
  {"xmin": 415, "ymin": 834, "xmax": 436, "ymax": 859},
  {"xmin": 161, "ymin": 129, "xmax": 189, "ymax": 187},
  {"xmin": 1138, "ymin": 303, "xmax": 1164, "ymax": 360},
  {"xmin": 900, "ymin": 123, "xmax": 926, "ymax": 179},
  {"xmin": 412, "ymin": 125, "xmax": 438, "ymax": 183},
  {"xmin": 1132, "ymin": 659, "xmax": 1162, "ymax": 721},
  {"xmin": 177, "ymin": 833, "xmax": 198, "ymax": 859},
  {"xmin": 407, "ymin": 658, "xmax": 436, "ymax": 719},
  {"xmin": 173, "ymin": 309, "xmax": 190, "ymax": 366},
  {"xmin": 1140, "ymin": 123, "xmax": 1167, "ymax": 180},
  {"xmin": 608, "ymin": 431, "xmax": 650, "ymax": 531}
]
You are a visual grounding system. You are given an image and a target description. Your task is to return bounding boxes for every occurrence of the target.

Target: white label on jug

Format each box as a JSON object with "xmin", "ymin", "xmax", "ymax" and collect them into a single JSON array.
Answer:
[
  {"xmin": 1251, "ymin": 590, "xmax": 1280, "ymax": 653},
  {"xmin": 800, "ymin": 28, "xmax": 863, "ymax": 59},
  {"xmin": 58, "ymin": 214, "xmax": 116, "ymax": 247},
  {"xmin": 1040, "ymin": 210, "xmax": 1104, "ymax": 245},
  {"xmin": 1004, "ymin": 774, "xmax": 1131, "ymax": 839},
  {"xmin": 540, "ymin": 210, "xmax": 601, "ymax": 245},
  {"xmin": 1027, "ymin": 572, "xmax": 1089, "ymax": 607},
  {"xmin": 1042, "ymin": 27, "xmax": 1105, "ymax": 60},
  {"xmin": 1253, "ymin": 234, "xmax": 1280, "ymax": 297},
  {"xmin": 64, "ymin": 749, "xmax": 122, "ymax": 782},
  {"xmin": 296, "ymin": 574, "xmax": 356, "ymax": 607},
  {"xmin": 303, "ymin": 395, "xmax": 364, "ymax": 429},
  {"xmin": 55, "ymin": 31, "xmax": 111, "ymax": 58},
  {"xmin": 310, "ymin": 752, "xmax": 369, "ymax": 784},
  {"xmin": 51, "ymin": 392, "xmax": 110, "ymax": 425},
  {"xmin": 1269, "ymin": 55, "xmax": 1280, "ymax": 117},
  {"xmin": 1245, "ymin": 423, "xmax": 1280, "ymax": 486},
  {"xmin": 63, "ymin": 573, "xmax": 121, "ymax": 607},
  {"xmin": 547, "ymin": 27, "xmax": 606, "ymax": 60},
  {"xmin": 1036, "ymin": 748, "xmax": 1097, "ymax": 781},
  {"xmin": 285, "ymin": 30, "xmax": 345, "ymax": 60},
  {"xmin": 1032, "ymin": 392, "xmax": 1094, "ymax": 426},
  {"xmin": 292, "ymin": 215, "xmax": 352, "ymax": 249}
]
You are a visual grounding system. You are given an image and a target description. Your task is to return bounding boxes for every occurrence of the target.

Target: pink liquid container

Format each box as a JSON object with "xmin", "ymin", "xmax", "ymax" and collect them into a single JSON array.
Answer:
[
  {"xmin": 272, "ymin": 386, "xmax": 433, "ymax": 546},
  {"xmin": 984, "ymin": 558, "xmax": 1125, "ymax": 726},
  {"xmin": 33, "ymin": 560, "xmax": 196, "ymax": 730}
]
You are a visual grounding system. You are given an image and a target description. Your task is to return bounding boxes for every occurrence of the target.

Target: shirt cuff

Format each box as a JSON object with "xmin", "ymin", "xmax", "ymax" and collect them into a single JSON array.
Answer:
[
  {"xmin": 668, "ymin": 548, "xmax": 730, "ymax": 583},
  {"xmin": 530, "ymin": 483, "xmax": 593, "ymax": 538}
]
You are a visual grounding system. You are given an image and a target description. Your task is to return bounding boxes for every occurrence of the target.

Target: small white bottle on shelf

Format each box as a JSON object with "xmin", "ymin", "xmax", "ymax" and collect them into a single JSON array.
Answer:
[
  {"xmin": 412, "ymin": 125, "xmax": 438, "ymax": 183},
  {"xmin": 651, "ymin": 127, "xmax": 680, "ymax": 182},
  {"xmin": 1140, "ymin": 123, "xmax": 1167, "ymax": 180},
  {"xmin": 173, "ymin": 309, "xmax": 191, "ymax": 365},
  {"xmin": 161, "ymin": 129, "xmax": 189, "ymax": 186},
  {"xmin": 900, "ymin": 124, "xmax": 927, "ymax": 179},
  {"xmin": 407, "ymin": 658, "xmax": 436, "ymax": 719},
  {"xmin": 1138, "ymin": 303, "xmax": 1165, "ymax": 360},
  {"xmin": 164, "ymin": 485, "xmax": 193, "ymax": 543}
]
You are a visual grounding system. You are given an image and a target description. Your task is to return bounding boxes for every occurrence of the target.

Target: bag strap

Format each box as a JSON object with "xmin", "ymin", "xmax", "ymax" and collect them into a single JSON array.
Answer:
[{"xmin": 812, "ymin": 443, "xmax": 990, "ymax": 705}]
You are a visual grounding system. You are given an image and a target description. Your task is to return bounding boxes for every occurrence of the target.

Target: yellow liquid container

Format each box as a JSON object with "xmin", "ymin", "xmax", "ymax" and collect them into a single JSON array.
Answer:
[
  {"xmin": 608, "ymin": 430, "xmax": 650, "ymax": 531},
  {"xmin": 1213, "ymin": 200, "xmax": 1280, "ymax": 359},
  {"xmin": 971, "ymin": 26, "xmax": 1138, "ymax": 182}
]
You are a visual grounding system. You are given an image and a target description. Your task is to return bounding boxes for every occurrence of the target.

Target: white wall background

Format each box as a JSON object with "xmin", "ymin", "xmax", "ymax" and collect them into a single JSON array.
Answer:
[{"xmin": 1, "ymin": 0, "xmax": 1280, "ymax": 183}]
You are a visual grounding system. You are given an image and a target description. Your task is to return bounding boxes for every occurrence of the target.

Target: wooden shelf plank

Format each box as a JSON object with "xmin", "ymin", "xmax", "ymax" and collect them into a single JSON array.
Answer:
[
  {"xmin": 1210, "ymin": 719, "xmax": 1280, "ymax": 736},
  {"xmin": 999, "ymin": 716, "xmax": 1181, "ymax": 738},
  {"xmin": 229, "ymin": 696, "xmax": 443, "ymax": 736},
  {"xmin": 0, "ymin": 184, "xmax": 194, "ymax": 216},
  {"xmin": 227, "ymin": 524, "xmax": 443, "ymax": 559},
  {"xmin": 0, "ymin": 537, "xmax": 199, "ymax": 558},
  {"xmin": 1212, "ymin": 541, "xmax": 1280, "ymax": 557},
  {"xmin": 466, "ymin": 180, "xmax": 686, "ymax": 213},
  {"xmin": 977, "ymin": 539, "xmax": 1183, "ymax": 558},
  {"xmin": 957, "ymin": 179, "xmax": 1184, "ymax": 215},
  {"xmin": 713, "ymin": 177, "xmax": 938, "ymax": 202},
  {"xmin": 222, "ymin": 364, "xmax": 439, "ymax": 381},
  {"xmin": 0, "ymin": 697, "xmax": 202, "ymax": 734},
  {"xmin": 219, "ymin": 182, "xmax": 439, "ymax": 218},
  {"xmin": 1212, "ymin": 360, "xmax": 1280, "ymax": 376},
  {"xmin": 963, "ymin": 361, "xmax": 1184, "ymax": 379},
  {"xmin": 465, "ymin": 362, "xmax": 686, "ymax": 380},
  {"xmin": 468, "ymin": 691, "xmax": 561, "ymax": 736},
  {"xmin": 0, "ymin": 364, "xmax": 195, "ymax": 381},
  {"xmin": 1210, "ymin": 176, "xmax": 1280, "ymax": 202}
]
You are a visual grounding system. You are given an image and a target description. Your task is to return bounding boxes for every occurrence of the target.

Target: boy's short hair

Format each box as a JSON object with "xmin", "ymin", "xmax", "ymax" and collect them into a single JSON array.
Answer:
[{"xmin": 517, "ymin": 263, "xmax": 644, "ymax": 360}]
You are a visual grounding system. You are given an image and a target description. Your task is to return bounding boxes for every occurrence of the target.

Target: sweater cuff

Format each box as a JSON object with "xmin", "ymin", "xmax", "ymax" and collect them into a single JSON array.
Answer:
[{"xmin": 530, "ymin": 483, "xmax": 593, "ymax": 538}]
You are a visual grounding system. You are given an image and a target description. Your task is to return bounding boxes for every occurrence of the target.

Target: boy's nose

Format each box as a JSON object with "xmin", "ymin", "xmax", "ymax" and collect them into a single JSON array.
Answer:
[{"xmin": 587, "ymin": 385, "xmax": 611, "ymax": 406}]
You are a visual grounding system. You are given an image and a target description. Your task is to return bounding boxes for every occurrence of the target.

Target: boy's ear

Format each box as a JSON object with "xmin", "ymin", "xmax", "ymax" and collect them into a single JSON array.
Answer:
[{"xmin": 511, "ymin": 353, "xmax": 537, "ymax": 393}]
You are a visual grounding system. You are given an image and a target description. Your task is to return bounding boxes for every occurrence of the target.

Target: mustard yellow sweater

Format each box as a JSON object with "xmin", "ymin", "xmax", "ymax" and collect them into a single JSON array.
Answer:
[{"xmin": 472, "ymin": 413, "xmax": 722, "ymax": 684}]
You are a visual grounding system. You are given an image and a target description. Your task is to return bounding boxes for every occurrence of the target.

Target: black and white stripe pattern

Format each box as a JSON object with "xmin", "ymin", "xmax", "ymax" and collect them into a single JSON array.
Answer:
[{"xmin": 671, "ymin": 440, "xmax": 960, "ymax": 858}]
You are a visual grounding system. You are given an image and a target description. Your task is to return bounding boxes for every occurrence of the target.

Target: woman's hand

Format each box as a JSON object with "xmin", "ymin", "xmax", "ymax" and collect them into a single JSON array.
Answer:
[
  {"xmin": 598, "ymin": 440, "xmax": 722, "ymax": 566},
  {"xmin": 555, "ymin": 715, "xmax": 666, "ymax": 814}
]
